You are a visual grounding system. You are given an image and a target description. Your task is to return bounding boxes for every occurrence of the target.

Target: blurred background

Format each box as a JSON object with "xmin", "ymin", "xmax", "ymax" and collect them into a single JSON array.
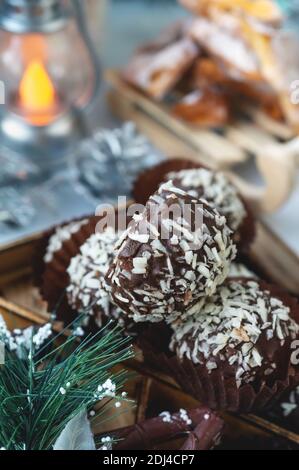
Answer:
[{"xmin": 0, "ymin": 0, "xmax": 298, "ymax": 255}]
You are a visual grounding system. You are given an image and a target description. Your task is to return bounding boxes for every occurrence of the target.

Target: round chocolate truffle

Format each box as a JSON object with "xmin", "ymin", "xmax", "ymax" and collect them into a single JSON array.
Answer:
[
  {"xmin": 44, "ymin": 219, "xmax": 89, "ymax": 264},
  {"xmin": 106, "ymin": 181, "xmax": 236, "ymax": 323},
  {"xmin": 66, "ymin": 227, "xmax": 124, "ymax": 327},
  {"xmin": 170, "ymin": 280, "xmax": 299, "ymax": 387},
  {"xmin": 166, "ymin": 168, "xmax": 246, "ymax": 231}
]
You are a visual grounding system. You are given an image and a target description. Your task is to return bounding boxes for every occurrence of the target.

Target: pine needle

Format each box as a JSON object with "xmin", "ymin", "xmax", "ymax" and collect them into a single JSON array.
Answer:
[{"xmin": 0, "ymin": 316, "xmax": 134, "ymax": 450}]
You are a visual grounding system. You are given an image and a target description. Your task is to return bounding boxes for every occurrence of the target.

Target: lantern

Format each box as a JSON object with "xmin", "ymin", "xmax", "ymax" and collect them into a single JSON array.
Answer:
[{"xmin": 0, "ymin": 0, "xmax": 100, "ymax": 172}]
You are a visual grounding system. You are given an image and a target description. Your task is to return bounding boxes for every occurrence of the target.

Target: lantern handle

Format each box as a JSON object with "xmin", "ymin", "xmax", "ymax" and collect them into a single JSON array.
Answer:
[{"xmin": 71, "ymin": 0, "xmax": 102, "ymax": 111}]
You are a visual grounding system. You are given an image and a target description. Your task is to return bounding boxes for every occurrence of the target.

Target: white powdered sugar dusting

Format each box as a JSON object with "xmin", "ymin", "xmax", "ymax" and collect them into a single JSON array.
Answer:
[
  {"xmin": 190, "ymin": 17, "xmax": 259, "ymax": 77},
  {"xmin": 124, "ymin": 37, "xmax": 198, "ymax": 99}
]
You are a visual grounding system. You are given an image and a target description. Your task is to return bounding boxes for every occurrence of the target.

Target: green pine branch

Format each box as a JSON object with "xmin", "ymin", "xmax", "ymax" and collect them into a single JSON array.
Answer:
[{"xmin": 0, "ymin": 319, "xmax": 134, "ymax": 450}]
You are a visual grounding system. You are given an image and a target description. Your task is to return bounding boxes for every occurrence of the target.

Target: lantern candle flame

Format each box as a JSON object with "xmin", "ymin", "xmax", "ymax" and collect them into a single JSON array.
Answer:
[{"xmin": 19, "ymin": 60, "xmax": 58, "ymax": 126}]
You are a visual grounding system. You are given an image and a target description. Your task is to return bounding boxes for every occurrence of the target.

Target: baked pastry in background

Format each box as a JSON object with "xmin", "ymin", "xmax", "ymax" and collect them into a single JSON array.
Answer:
[
  {"xmin": 180, "ymin": 0, "xmax": 283, "ymax": 25},
  {"xmin": 172, "ymin": 88, "xmax": 231, "ymax": 127},
  {"xmin": 122, "ymin": 0, "xmax": 299, "ymax": 132},
  {"xmin": 122, "ymin": 21, "xmax": 198, "ymax": 100}
]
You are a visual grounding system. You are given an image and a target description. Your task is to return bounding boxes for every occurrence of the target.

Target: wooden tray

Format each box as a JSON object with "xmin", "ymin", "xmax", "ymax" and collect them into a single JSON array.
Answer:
[
  {"xmin": 0, "ymin": 226, "xmax": 299, "ymax": 447},
  {"xmin": 107, "ymin": 70, "xmax": 299, "ymax": 214},
  {"xmin": 1, "ymin": 298, "xmax": 298, "ymax": 449}
]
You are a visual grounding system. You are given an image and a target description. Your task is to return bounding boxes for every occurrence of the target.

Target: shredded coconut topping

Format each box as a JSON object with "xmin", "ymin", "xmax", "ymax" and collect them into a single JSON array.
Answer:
[
  {"xmin": 170, "ymin": 280, "xmax": 299, "ymax": 387},
  {"xmin": 167, "ymin": 168, "xmax": 246, "ymax": 231},
  {"xmin": 106, "ymin": 182, "xmax": 236, "ymax": 323},
  {"xmin": 67, "ymin": 227, "xmax": 124, "ymax": 327},
  {"xmin": 228, "ymin": 263, "xmax": 257, "ymax": 279},
  {"xmin": 44, "ymin": 219, "xmax": 89, "ymax": 263}
]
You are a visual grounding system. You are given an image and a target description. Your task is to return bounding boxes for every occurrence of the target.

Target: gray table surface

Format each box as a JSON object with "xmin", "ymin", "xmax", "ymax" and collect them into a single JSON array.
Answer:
[{"xmin": 0, "ymin": 0, "xmax": 298, "ymax": 257}]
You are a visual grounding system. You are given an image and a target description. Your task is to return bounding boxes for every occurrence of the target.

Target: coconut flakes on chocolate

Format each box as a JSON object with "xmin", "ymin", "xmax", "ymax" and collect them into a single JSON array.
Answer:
[
  {"xmin": 166, "ymin": 168, "xmax": 246, "ymax": 231},
  {"xmin": 106, "ymin": 181, "xmax": 236, "ymax": 323},
  {"xmin": 67, "ymin": 227, "xmax": 124, "ymax": 327},
  {"xmin": 228, "ymin": 263, "xmax": 257, "ymax": 279},
  {"xmin": 44, "ymin": 219, "xmax": 89, "ymax": 264},
  {"xmin": 170, "ymin": 280, "xmax": 299, "ymax": 387}
]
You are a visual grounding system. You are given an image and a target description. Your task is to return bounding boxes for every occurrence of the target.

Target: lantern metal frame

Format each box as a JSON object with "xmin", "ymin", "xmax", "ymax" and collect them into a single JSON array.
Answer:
[{"xmin": 0, "ymin": 0, "xmax": 100, "ymax": 174}]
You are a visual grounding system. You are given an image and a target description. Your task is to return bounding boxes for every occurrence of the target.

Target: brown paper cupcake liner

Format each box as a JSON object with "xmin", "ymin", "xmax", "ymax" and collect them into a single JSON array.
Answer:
[
  {"xmin": 132, "ymin": 158, "xmax": 256, "ymax": 253},
  {"xmin": 137, "ymin": 281, "xmax": 299, "ymax": 413},
  {"xmin": 33, "ymin": 215, "xmax": 98, "ymax": 313},
  {"xmin": 111, "ymin": 407, "xmax": 224, "ymax": 451},
  {"xmin": 33, "ymin": 208, "xmax": 132, "ymax": 325}
]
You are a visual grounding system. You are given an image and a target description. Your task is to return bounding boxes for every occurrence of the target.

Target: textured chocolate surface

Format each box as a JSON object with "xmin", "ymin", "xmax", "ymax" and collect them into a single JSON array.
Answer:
[
  {"xmin": 132, "ymin": 159, "xmax": 255, "ymax": 254},
  {"xmin": 106, "ymin": 181, "xmax": 236, "ymax": 323},
  {"xmin": 170, "ymin": 279, "xmax": 299, "ymax": 387}
]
